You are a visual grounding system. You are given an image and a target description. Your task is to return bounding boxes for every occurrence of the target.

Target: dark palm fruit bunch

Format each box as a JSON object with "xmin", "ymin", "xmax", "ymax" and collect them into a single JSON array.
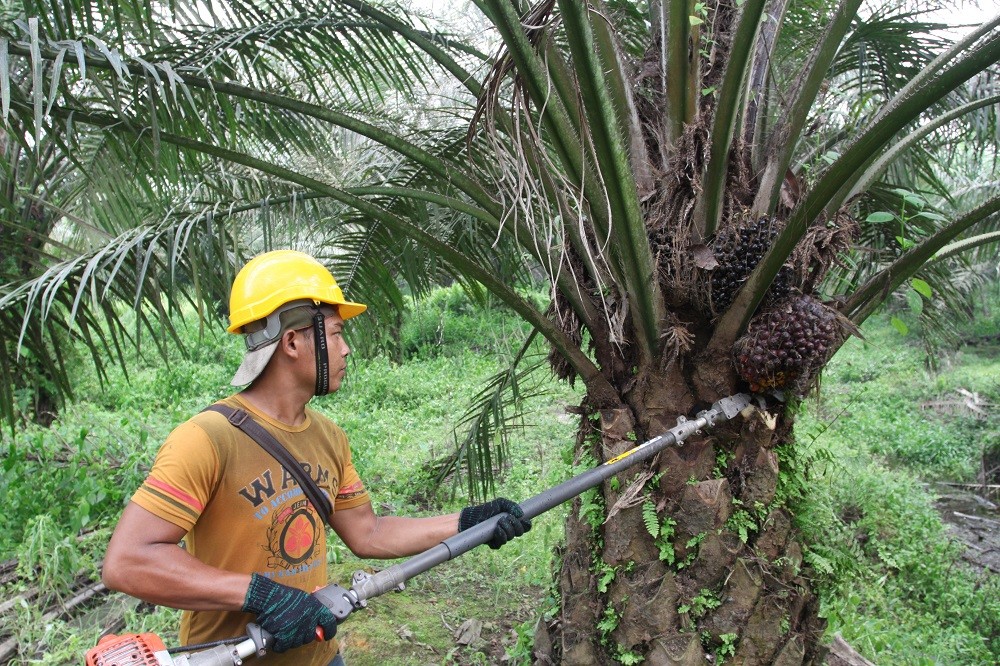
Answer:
[
  {"xmin": 709, "ymin": 216, "xmax": 793, "ymax": 313},
  {"xmin": 733, "ymin": 294, "xmax": 841, "ymax": 393}
]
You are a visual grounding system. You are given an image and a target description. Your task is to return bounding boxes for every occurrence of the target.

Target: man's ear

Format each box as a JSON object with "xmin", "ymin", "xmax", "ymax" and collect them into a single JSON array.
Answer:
[{"xmin": 278, "ymin": 328, "xmax": 303, "ymax": 357}]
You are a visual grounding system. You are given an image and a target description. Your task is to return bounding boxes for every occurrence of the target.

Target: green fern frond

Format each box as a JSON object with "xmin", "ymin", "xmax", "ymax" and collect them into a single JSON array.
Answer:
[{"xmin": 642, "ymin": 498, "xmax": 659, "ymax": 539}]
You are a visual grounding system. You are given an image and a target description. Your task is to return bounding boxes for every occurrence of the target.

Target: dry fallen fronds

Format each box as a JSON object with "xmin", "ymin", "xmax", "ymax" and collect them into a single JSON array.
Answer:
[{"xmin": 605, "ymin": 468, "xmax": 656, "ymax": 523}]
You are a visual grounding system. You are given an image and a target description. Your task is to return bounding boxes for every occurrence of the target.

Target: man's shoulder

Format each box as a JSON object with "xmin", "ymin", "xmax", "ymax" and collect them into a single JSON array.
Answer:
[
  {"xmin": 179, "ymin": 396, "xmax": 246, "ymax": 442},
  {"xmin": 303, "ymin": 407, "xmax": 351, "ymax": 451}
]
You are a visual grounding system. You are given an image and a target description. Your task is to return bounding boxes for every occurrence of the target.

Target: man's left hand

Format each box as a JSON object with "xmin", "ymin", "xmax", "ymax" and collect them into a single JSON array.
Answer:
[{"xmin": 459, "ymin": 498, "xmax": 531, "ymax": 549}]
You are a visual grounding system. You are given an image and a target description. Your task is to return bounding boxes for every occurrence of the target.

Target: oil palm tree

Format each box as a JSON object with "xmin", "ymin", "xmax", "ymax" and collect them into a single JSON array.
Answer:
[{"xmin": 2, "ymin": 0, "xmax": 998, "ymax": 662}]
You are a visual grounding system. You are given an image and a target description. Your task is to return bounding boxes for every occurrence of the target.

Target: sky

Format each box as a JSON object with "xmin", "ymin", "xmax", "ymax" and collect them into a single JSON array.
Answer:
[{"xmin": 928, "ymin": 1, "xmax": 997, "ymax": 36}]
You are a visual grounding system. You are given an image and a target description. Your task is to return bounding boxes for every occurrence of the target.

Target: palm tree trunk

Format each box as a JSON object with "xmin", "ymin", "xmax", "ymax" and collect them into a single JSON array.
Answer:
[{"xmin": 537, "ymin": 364, "xmax": 826, "ymax": 664}]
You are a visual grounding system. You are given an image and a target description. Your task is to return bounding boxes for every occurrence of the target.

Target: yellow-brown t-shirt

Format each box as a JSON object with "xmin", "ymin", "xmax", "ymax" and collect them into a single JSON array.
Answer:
[{"xmin": 130, "ymin": 394, "xmax": 370, "ymax": 666}]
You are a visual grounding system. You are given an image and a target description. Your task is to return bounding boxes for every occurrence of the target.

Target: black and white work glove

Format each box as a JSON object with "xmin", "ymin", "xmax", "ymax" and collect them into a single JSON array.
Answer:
[
  {"xmin": 458, "ymin": 497, "xmax": 531, "ymax": 550},
  {"xmin": 242, "ymin": 573, "xmax": 337, "ymax": 653}
]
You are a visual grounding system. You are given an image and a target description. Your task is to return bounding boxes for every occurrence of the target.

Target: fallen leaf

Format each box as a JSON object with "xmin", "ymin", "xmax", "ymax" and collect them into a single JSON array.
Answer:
[
  {"xmin": 454, "ymin": 618, "xmax": 483, "ymax": 646},
  {"xmin": 691, "ymin": 244, "xmax": 718, "ymax": 270}
]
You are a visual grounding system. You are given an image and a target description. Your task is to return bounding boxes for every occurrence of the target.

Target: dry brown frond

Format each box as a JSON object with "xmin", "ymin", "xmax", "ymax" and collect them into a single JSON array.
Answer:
[
  {"xmin": 547, "ymin": 286, "xmax": 583, "ymax": 384},
  {"xmin": 661, "ymin": 315, "xmax": 695, "ymax": 369},
  {"xmin": 605, "ymin": 468, "xmax": 656, "ymax": 523},
  {"xmin": 790, "ymin": 211, "xmax": 860, "ymax": 293}
]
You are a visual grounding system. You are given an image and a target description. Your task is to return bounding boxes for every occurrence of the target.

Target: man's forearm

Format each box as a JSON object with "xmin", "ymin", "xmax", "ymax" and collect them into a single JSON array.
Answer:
[
  {"xmin": 105, "ymin": 543, "xmax": 250, "ymax": 610},
  {"xmin": 352, "ymin": 513, "xmax": 460, "ymax": 559}
]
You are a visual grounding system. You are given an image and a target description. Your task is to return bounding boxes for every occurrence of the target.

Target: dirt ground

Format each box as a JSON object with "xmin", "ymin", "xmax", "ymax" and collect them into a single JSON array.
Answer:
[{"xmin": 934, "ymin": 484, "xmax": 1000, "ymax": 574}]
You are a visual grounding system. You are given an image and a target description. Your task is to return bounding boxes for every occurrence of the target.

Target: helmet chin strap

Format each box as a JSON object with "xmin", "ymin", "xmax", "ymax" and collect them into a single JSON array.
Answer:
[{"xmin": 312, "ymin": 308, "xmax": 330, "ymax": 396}]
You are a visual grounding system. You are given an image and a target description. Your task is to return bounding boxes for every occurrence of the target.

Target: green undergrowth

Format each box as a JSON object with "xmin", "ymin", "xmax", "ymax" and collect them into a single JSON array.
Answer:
[
  {"xmin": 329, "ymin": 520, "xmax": 566, "ymax": 665},
  {"xmin": 811, "ymin": 317, "xmax": 999, "ymax": 480},
  {"xmin": 795, "ymin": 306, "xmax": 1000, "ymax": 665}
]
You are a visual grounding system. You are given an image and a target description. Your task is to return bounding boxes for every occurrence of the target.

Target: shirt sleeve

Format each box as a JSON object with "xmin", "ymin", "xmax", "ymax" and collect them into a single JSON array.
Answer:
[
  {"xmin": 334, "ymin": 457, "xmax": 370, "ymax": 511},
  {"xmin": 131, "ymin": 421, "xmax": 221, "ymax": 532},
  {"xmin": 330, "ymin": 424, "xmax": 370, "ymax": 511}
]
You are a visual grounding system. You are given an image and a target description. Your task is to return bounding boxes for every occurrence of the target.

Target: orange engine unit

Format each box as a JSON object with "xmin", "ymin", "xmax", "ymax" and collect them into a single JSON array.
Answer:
[{"xmin": 85, "ymin": 633, "xmax": 171, "ymax": 666}]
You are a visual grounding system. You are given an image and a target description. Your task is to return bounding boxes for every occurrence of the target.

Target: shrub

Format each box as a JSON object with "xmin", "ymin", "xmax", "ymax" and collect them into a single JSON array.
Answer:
[{"xmin": 400, "ymin": 284, "xmax": 531, "ymax": 359}]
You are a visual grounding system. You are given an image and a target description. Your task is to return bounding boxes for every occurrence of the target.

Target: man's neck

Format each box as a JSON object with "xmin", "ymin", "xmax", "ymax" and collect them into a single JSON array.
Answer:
[{"xmin": 238, "ymin": 381, "xmax": 311, "ymax": 426}]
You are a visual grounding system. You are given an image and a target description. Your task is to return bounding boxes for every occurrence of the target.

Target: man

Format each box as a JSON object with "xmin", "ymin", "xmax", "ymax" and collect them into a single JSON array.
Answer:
[{"xmin": 103, "ymin": 249, "xmax": 531, "ymax": 665}]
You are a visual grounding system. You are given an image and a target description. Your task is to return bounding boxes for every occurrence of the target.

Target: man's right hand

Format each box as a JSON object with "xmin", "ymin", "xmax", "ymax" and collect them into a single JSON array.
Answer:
[{"xmin": 242, "ymin": 573, "xmax": 337, "ymax": 653}]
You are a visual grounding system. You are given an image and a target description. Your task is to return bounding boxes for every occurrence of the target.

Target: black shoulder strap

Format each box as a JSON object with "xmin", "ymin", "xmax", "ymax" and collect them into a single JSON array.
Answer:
[{"xmin": 204, "ymin": 404, "xmax": 334, "ymax": 528}]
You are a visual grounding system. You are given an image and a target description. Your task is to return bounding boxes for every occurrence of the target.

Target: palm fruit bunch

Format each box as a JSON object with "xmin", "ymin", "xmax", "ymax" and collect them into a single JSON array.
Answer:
[
  {"xmin": 709, "ymin": 216, "xmax": 794, "ymax": 314},
  {"xmin": 733, "ymin": 294, "xmax": 842, "ymax": 393},
  {"xmin": 649, "ymin": 221, "xmax": 675, "ymax": 280}
]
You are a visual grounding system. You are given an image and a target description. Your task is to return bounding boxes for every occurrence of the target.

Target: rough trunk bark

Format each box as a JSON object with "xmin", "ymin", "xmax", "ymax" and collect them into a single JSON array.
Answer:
[{"xmin": 536, "ymin": 367, "xmax": 826, "ymax": 665}]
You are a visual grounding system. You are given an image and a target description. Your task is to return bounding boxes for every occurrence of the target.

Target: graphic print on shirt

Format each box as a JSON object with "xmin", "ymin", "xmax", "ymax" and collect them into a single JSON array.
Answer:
[
  {"xmin": 236, "ymin": 462, "xmax": 336, "ymax": 575},
  {"xmin": 265, "ymin": 498, "xmax": 318, "ymax": 569}
]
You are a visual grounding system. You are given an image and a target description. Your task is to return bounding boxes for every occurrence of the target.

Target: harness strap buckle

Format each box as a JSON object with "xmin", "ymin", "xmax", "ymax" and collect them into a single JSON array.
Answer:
[{"xmin": 228, "ymin": 408, "xmax": 251, "ymax": 427}]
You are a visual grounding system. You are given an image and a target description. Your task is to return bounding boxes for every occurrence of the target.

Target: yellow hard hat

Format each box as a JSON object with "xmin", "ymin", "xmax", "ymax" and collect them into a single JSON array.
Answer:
[{"xmin": 227, "ymin": 250, "xmax": 367, "ymax": 333}]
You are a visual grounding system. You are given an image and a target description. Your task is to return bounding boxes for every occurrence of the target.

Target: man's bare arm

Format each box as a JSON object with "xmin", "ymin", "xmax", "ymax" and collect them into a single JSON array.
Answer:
[
  {"xmin": 103, "ymin": 502, "xmax": 250, "ymax": 611},
  {"xmin": 328, "ymin": 502, "xmax": 459, "ymax": 559}
]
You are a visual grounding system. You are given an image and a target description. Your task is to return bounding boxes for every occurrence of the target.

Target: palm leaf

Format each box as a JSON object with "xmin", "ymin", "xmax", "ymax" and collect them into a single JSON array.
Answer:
[
  {"xmin": 437, "ymin": 329, "xmax": 548, "ymax": 500},
  {"xmin": 710, "ymin": 17, "xmax": 1000, "ymax": 350}
]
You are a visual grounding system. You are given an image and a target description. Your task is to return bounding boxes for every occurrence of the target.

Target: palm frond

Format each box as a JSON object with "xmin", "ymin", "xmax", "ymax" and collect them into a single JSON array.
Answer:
[
  {"xmin": 752, "ymin": 0, "xmax": 864, "ymax": 218},
  {"xmin": 558, "ymin": 0, "xmax": 662, "ymax": 362},
  {"xmin": 436, "ymin": 329, "xmax": 548, "ymax": 501},
  {"xmin": 697, "ymin": 0, "xmax": 769, "ymax": 236},
  {"xmin": 932, "ymin": 230, "xmax": 1000, "ymax": 264},
  {"xmin": 710, "ymin": 17, "xmax": 1000, "ymax": 350},
  {"xmin": 3, "ymin": 0, "xmax": 1000, "ymax": 511},
  {"xmin": 846, "ymin": 191, "xmax": 1000, "ymax": 324}
]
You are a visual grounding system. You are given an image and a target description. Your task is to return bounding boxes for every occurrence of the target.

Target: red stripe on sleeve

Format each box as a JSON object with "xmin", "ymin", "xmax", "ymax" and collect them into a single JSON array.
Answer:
[
  {"xmin": 337, "ymin": 480, "xmax": 365, "ymax": 497},
  {"xmin": 145, "ymin": 477, "xmax": 206, "ymax": 512}
]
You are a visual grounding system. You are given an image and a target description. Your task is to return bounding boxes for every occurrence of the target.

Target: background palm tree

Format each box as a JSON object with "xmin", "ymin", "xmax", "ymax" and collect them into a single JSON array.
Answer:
[{"xmin": 2, "ymin": 0, "xmax": 998, "ymax": 662}]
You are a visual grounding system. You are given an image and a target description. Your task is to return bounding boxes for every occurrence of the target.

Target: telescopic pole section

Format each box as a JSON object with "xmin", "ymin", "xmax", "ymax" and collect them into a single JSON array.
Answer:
[{"xmin": 345, "ymin": 393, "xmax": 752, "ymax": 605}]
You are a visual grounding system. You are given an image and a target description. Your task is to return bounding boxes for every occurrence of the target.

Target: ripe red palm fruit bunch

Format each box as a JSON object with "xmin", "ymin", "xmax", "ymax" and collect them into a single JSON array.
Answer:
[{"xmin": 733, "ymin": 294, "xmax": 843, "ymax": 394}]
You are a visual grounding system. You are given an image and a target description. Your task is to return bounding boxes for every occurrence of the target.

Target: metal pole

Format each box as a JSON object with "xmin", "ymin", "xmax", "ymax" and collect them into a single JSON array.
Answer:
[{"xmin": 349, "ymin": 393, "xmax": 751, "ymax": 603}]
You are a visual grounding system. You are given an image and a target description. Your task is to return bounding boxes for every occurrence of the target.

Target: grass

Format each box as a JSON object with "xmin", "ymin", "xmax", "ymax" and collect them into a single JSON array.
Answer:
[
  {"xmin": 1, "ymin": 287, "xmax": 998, "ymax": 664},
  {"xmin": 810, "ymin": 319, "xmax": 999, "ymax": 480},
  {"xmin": 795, "ymin": 307, "xmax": 1000, "ymax": 665}
]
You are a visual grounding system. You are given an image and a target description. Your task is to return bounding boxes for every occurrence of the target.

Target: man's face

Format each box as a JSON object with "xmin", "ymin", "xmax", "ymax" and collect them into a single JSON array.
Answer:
[
  {"xmin": 290, "ymin": 309, "xmax": 351, "ymax": 394},
  {"xmin": 321, "ymin": 311, "xmax": 350, "ymax": 393}
]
